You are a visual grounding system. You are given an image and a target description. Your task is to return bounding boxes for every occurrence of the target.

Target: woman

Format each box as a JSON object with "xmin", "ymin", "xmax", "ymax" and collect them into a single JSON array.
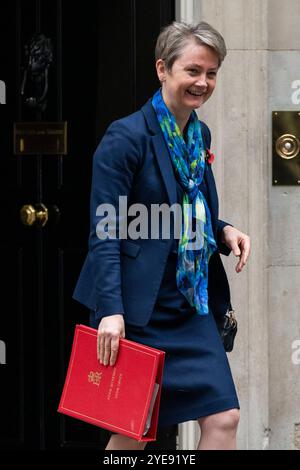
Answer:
[{"xmin": 73, "ymin": 21, "xmax": 250, "ymax": 450}]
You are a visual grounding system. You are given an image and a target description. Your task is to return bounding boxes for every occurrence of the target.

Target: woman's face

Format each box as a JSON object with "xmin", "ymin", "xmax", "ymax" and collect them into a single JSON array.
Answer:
[{"xmin": 156, "ymin": 40, "xmax": 219, "ymax": 117}]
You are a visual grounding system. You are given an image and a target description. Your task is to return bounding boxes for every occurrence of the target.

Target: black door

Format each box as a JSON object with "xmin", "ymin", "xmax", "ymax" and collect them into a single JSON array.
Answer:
[{"xmin": 0, "ymin": 0, "xmax": 176, "ymax": 450}]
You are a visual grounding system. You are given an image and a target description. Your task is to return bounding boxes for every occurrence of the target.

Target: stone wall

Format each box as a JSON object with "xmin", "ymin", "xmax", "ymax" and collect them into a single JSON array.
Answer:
[{"xmin": 177, "ymin": 0, "xmax": 300, "ymax": 450}]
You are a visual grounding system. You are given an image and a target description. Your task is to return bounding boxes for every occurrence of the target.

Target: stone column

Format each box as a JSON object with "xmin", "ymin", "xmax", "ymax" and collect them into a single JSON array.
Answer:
[{"xmin": 267, "ymin": 0, "xmax": 300, "ymax": 450}]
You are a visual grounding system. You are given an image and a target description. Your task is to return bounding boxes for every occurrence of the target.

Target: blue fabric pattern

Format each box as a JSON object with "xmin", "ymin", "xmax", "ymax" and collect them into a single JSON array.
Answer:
[{"xmin": 152, "ymin": 89, "xmax": 217, "ymax": 315}]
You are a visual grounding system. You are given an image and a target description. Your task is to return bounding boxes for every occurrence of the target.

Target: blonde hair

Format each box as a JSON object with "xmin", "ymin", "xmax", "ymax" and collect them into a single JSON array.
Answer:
[{"xmin": 155, "ymin": 21, "xmax": 227, "ymax": 69}]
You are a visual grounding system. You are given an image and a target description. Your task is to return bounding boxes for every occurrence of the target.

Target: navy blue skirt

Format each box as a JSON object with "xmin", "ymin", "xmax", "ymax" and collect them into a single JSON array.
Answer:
[{"xmin": 90, "ymin": 252, "xmax": 239, "ymax": 428}]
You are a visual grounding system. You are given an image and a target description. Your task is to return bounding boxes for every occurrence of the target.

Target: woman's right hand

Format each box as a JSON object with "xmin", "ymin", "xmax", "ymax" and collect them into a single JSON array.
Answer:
[{"xmin": 97, "ymin": 314, "xmax": 125, "ymax": 366}]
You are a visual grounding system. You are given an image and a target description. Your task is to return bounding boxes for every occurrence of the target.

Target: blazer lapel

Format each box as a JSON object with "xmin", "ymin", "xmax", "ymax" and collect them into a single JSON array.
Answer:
[
  {"xmin": 151, "ymin": 134, "xmax": 177, "ymax": 206},
  {"xmin": 204, "ymin": 164, "xmax": 219, "ymax": 238},
  {"xmin": 142, "ymin": 100, "xmax": 177, "ymax": 206}
]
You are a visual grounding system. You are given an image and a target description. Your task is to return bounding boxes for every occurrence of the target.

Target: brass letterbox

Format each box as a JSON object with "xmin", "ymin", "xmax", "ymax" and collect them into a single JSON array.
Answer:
[{"xmin": 14, "ymin": 122, "xmax": 67, "ymax": 155}]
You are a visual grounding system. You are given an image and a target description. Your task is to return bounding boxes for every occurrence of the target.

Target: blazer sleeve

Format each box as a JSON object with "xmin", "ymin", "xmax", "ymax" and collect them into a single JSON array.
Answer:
[
  {"xmin": 88, "ymin": 120, "xmax": 143, "ymax": 318},
  {"xmin": 201, "ymin": 122, "xmax": 232, "ymax": 257}
]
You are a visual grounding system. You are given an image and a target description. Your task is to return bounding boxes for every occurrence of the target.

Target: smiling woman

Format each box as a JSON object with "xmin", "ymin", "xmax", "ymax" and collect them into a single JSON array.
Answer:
[
  {"xmin": 156, "ymin": 44, "xmax": 219, "ymax": 132},
  {"xmin": 73, "ymin": 20, "xmax": 250, "ymax": 451},
  {"xmin": 155, "ymin": 22, "xmax": 225, "ymax": 132}
]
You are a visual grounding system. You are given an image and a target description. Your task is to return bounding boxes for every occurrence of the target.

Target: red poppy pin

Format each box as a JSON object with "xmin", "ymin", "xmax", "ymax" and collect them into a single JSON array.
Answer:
[{"xmin": 206, "ymin": 149, "xmax": 215, "ymax": 164}]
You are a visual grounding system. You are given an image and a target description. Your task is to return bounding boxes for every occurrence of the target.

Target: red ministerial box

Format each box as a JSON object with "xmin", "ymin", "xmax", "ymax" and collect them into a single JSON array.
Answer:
[{"xmin": 58, "ymin": 324, "xmax": 165, "ymax": 441}]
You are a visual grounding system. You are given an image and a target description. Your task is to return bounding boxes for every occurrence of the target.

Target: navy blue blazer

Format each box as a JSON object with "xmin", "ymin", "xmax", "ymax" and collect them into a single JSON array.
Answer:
[{"xmin": 73, "ymin": 99, "xmax": 232, "ymax": 327}]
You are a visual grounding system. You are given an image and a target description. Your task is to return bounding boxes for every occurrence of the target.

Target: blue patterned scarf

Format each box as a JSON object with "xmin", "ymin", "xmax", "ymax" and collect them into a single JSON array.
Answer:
[{"xmin": 152, "ymin": 89, "xmax": 217, "ymax": 315}]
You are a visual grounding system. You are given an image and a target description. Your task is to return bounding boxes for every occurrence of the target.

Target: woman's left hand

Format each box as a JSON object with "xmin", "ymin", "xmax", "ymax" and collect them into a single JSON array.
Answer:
[{"xmin": 221, "ymin": 226, "xmax": 251, "ymax": 273}]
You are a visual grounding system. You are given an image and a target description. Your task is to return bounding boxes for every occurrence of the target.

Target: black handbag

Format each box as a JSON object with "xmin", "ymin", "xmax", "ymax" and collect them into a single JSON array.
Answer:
[{"xmin": 216, "ymin": 308, "xmax": 237, "ymax": 352}]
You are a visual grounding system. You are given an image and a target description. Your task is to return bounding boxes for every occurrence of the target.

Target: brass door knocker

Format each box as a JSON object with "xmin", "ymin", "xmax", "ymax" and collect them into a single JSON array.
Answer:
[{"xmin": 21, "ymin": 33, "xmax": 53, "ymax": 112}]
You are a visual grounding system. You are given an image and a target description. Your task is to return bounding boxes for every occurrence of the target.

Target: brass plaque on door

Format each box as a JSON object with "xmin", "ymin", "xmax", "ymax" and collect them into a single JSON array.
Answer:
[
  {"xmin": 14, "ymin": 122, "xmax": 67, "ymax": 155},
  {"xmin": 272, "ymin": 112, "xmax": 300, "ymax": 185}
]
